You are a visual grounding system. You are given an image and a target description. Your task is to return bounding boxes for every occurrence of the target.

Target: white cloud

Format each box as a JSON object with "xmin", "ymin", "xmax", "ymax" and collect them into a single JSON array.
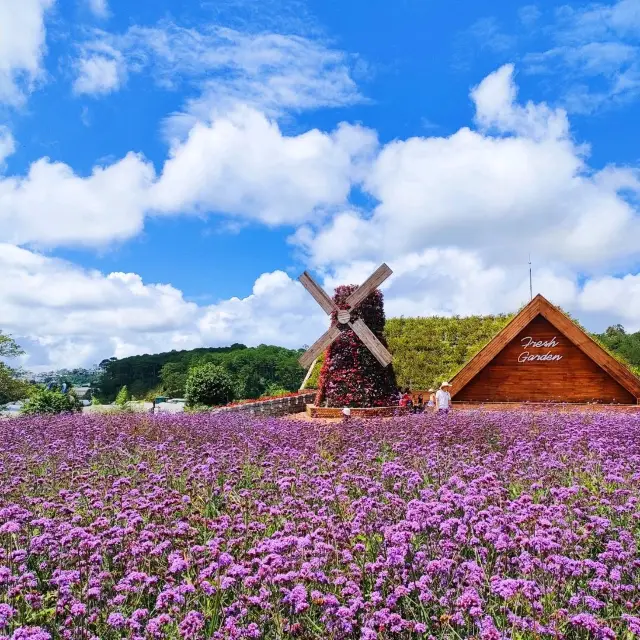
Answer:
[
  {"xmin": 0, "ymin": 126, "xmax": 15, "ymax": 167},
  {"xmin": 73, "ymin": 50, "xmax": 123, "ymax": 95},
  {"xmin": 471, "ymin": 64, "xmax": 569, "ymax": 140},
  {"xmin": 580, "ymin": 273, "xmax": 640, "ymax": 326},
  {"xmin": 523, "ymin": 0, "xmax": 640, "ymax": 113},
  {"xmin": 295, "ymin": 65, "xmax": 640, "ymax": 273},
  {"xmin": 0, "ymin": 0, "xmax": 55, "ymax": 105},
  {"xmin": 0, "ymin": 108, "xmax": 373, "ymax": 247},
  {"xmin": 197, "ymin": 270, "xmax": 326, "ymax": 349},
  {"xmin": 560, "ymin": 0, "xmax": 640, "ymax": 40},
  {"xmin": 72, "ymin": 21, "xmax": 363, "ymax": 120},
  {"xmin": 86, "ymin": 0, "xmax": 109, "ymax": 19},
  {"xmin": 150, "ymin": 107, "xmax": 377, "ymax": 225},
  {"xmin": 0, "ymin": 152, "xmax": 155, "ymax": 248}
]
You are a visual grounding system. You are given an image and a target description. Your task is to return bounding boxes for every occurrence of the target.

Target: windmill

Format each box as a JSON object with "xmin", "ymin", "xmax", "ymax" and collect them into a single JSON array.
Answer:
[{"xmin": 298, "ymin": 264, "xmax": 394, "ymax": 371}]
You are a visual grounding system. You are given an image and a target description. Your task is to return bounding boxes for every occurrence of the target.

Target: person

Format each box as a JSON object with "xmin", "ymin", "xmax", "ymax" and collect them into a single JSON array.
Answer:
[
  {"xmin": 342, "ymin": 406, "xmax": 351, "ymax": 422},
  {"xmin": 399, "ymin": 388, "xmax": 412, "ymax": 409},
  {"xmin": 414, "ymin": 394, "xmax": 423, "ymax": 414},
  {"xmin": 435, "ymin": 382, "xmax": 452, "ymax": 414},
  {"xmin": 425, "ymin": 389, "xmax": 436, "ymax": 411},
  {"xmin": 405, "ymin": 388, "xmax": 414, "ymax": 410}
]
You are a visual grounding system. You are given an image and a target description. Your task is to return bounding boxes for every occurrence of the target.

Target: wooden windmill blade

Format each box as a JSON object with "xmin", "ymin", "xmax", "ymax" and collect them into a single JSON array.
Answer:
[
  {"xmin": 299, "ymin": 272, "xmax": 337, "ymax": 316},
  {"xmin": 345, "ymin": 263, "xmax": 393, "ymax": 309},
  {"xmin": 299, "ymin": 325, "xmax": 341, "ymax": 369},
  {"xmin": 349, "ymin": 318, "xmax": 393, "ymax": 367},
  {"xmin": 298, "ymin": 263, "xmax": 394, "ymax": 371}
]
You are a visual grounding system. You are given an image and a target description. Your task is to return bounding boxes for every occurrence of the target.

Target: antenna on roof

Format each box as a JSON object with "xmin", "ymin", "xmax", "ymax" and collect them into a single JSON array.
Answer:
[{"xmin": 528, "ymin": 254, "xmax": 533, "ymax": 301}]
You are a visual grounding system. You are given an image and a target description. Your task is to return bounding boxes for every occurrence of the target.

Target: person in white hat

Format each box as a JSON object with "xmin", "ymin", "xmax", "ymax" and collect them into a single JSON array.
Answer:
[{"xmin": 435, "ymin": 382, "xmax": 452, "ymax": 414}]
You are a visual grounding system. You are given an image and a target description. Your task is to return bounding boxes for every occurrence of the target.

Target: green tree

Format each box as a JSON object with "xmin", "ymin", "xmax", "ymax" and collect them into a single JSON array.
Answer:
[
  {"xmin": 185, "ymin": 364, "xmax": 235, "ymax": 407},
  {"xmin": 22, "ymin": 388, "xmax": 81, "ymax": 415},
  {"xmin": 595, "ymin": 325, "xmax": 640, "ymax": 373},
  {"xmin": 0, "ymin": 333, "xmax": 32, "ymax": 404},
  {"xmin": 160, "ymin": 362, "xmax": 188, "ymax": 397},
  {"xmin": 0, "ymin": 331, "xmax": 24, "ymax": 359},
  {"xmin": 115, "ymin": 385, "xmax": 130, "ymax": 406},
  {"xmin": 0, "ymin": 364, "xmax": 32, "ymax": 405}
]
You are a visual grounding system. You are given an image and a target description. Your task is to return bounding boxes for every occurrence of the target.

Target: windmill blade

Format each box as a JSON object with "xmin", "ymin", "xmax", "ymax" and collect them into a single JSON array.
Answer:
[
  {"xmin": 299, "ymin": 272, "xmax": 338, "ymax": 316},
  {"xmin": 349, "ymin": 318, "xmax": 393, "ymax": 368},
  {"xmin": 299, "ymin": 325, "xmax": 341, "ymax": 370},
  {"xmin": 345, "ymin": 263, "xmax": 393, "ymax": 310}
]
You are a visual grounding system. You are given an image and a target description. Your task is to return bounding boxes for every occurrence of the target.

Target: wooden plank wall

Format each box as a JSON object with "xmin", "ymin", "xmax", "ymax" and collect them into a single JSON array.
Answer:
[{"xmin": 455, "ymin": 315, "xmax": 637, "ymax": 404}]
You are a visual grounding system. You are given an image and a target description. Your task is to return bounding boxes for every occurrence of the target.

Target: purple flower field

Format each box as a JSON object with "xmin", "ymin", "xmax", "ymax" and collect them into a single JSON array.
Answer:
[{"xmin": 1, "ymin": 411, "xmax": 640, "ymax": 639}]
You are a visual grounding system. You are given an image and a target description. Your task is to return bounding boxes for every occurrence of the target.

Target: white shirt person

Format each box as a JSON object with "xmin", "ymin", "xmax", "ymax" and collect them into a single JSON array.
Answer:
[{"xmin": 435, "ymin": 382, "xmax": 452, "ymax": 413}]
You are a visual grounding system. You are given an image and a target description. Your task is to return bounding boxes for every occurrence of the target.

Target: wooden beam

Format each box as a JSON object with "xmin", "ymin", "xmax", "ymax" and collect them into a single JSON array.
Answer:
[
  {"xmin": 299, "ymin": 357, "xmax": 318, "ymax": 391},
  {"xmin": 345, "ymin": 263, "xmax": 393, "ymax": 310},
  {"xmin": 299, "ymin": 272, "xmax": 337, "ymax": 316},
  {"xmin": 299, "ymin": 325, "xmax": 341, "ymax": 370},
  {"xmin": 350, "ymin": 318, "xmax": 393, "ymax": 367}
]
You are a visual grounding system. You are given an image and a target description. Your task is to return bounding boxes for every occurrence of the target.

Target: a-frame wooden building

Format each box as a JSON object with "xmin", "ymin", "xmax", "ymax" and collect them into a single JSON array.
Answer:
[{"xmin": 451, "ymin": 294, "xmax": 640, "ymax": 405}]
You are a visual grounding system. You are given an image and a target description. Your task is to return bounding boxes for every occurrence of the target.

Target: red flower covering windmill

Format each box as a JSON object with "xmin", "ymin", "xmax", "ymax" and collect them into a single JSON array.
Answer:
[{"xmin": 298, "ymin": 264, "xmax": 398, "ymax": 407}]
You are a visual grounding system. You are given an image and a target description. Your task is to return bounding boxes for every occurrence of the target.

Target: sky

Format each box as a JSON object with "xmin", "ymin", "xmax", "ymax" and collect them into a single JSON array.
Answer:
[{"xmin": 1, "ymin": 0, "xmax": 640, "ymax": 371}]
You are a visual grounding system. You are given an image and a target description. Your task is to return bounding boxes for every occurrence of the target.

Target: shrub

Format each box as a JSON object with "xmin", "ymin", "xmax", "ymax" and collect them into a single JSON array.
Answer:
[
  {"xmin": 261, "ymin": 384, "xmax": 290, "ymax": 398},
  {"xmin": 185, "ymin": 364, "xmax": 235, "ymax": 407},
  {"xmin": 115, "ymin": 385, "xmax": 130, "ymax": 406},
  {"xmin": 22, "ymin": 388, "xmax": 81, "ymax": 415}
]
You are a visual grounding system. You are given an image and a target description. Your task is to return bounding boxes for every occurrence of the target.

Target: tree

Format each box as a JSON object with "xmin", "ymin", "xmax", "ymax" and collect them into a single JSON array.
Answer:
[
  {"xmin": 185, "ymin": 364, "xmax": 235, "ymax": 407},
  {"xmin": 0, "ymin": 333, "xmax": 32, "ymax": 404},
  {"xmin": 22, "ymin": 388, "xmax": 81, "ymax": 415},
  {"xmin": 316, "ymin": 286, "xmax": 398, "ymax": 408},
  {"xmin": 0, "ymin": 331, "xmax": 24, "ymax": 359},
  {"xmin": 115, "ymin": 385, "xmax": 130, "ymax": 406},
  {"xmin": 596, "ymin": 325, "xmax": 640, "ymax": 372},
  {"xmin": 0, "ymin": 364, "xmax": 32, "ymax": 405},
  {"xmin": 160, "ymin": 362, "xmax": 188, "ymax": 397},
  {"xmin": 606, "ymin": 324, "xmax": 626, "ymax": 337}
]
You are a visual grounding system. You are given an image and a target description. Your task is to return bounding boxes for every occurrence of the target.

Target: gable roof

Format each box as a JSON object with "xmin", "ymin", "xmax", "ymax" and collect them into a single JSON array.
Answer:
[{"xmin": 450, "ymin": 294, "xmax": 640, "ymax": 401}]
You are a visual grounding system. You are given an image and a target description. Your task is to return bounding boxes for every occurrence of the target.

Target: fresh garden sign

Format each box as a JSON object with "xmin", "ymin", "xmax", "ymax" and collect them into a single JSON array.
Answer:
[
  {"xmin": 450, "ymin": 295, "xmax": 640, "ymax": 404},
  {"xmin": 517, "ymin": 336, "xmax": 563, "ymax": 363}
]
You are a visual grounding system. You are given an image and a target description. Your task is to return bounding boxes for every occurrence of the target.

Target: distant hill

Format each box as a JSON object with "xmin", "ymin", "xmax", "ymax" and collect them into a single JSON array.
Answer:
[{"xmin": 97, "ymin": 343, "xmax": 305, "ymax": 401}]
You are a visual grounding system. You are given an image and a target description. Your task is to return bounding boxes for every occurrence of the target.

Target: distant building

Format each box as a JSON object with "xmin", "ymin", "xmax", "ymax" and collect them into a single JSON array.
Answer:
[{"xmin": 72, "ymin": 386, "xmax": 93, "ymax": 406}]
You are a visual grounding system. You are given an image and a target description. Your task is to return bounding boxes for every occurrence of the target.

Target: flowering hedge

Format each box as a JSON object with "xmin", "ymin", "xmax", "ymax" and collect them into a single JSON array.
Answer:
[
  {"xmin": 2, "ymin": 411, "xmax": 640, "ymax": 638},
  {"xmin": 316, "ymin": 286, "xmax": 397, "ymax": 408}
]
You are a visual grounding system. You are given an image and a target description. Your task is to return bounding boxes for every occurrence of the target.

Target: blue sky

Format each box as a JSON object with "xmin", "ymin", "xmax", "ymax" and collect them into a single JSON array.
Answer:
[{"xmin": 1, "ymin": 0, "xmax": 640, "ymax": 370}]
